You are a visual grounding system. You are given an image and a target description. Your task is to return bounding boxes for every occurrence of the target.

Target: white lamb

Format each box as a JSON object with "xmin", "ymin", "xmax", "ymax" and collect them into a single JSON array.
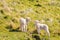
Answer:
[
  {"xmin": 19, "ymin": 17, "xmax": 31, "ymax": 32},
  {"xmin": 34, "ymin": 20, "xmax": 50, "ymax": 37}
]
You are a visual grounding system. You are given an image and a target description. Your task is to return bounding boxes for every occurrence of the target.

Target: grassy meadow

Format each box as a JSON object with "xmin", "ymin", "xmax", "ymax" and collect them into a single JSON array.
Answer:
[{"xmin": 0, "ymin": 0, "xmax": 60, "ymax": 40}]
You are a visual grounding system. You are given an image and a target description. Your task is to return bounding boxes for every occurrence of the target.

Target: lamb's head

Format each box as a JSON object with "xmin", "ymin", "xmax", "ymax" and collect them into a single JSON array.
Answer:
[
  {"xmin": 34, "ymin": 20, "xmax": 40, "ymax": 24},
  {"xmin": 26, "ymin": 17, "xmax": 31, "ymax": 23}
]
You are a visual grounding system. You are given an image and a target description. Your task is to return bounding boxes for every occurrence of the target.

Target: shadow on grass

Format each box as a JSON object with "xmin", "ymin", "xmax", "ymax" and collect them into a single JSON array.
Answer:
[
  {"xmin": 31, "ymin": 30, "xmax": 41, "ymax": 40},
  {"xmin": 5, "ymin": 25, "xmax": 21, "ymax": 32},
  {"xmin": 32, "ymin": 34, "xmax": 41, "ymax": 40},
  {"xmin": 9, "ymin": 29, "xmax": 21, "ymax": 32},
  {"xmin": 31, "ymin": 30, "xmax": 38, "ymax": 34}
]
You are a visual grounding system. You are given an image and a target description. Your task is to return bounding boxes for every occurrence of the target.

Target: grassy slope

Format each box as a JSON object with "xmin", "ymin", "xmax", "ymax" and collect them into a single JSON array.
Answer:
[{"xmin": 0, "ymin": 0, "xmax": 60, "ymax": 40}]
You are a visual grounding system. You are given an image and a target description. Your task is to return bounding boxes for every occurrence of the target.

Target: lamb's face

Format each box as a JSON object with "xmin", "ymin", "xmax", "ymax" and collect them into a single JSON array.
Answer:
[
  {"xmin": 35, "ymin": 20, "xmax": 40, "ymax": 23},
  {"xmin": 34, "ymin": 20, "xmax": 40, "ymax": 26},
  {"xmin": 26, "ymin": 17, "xmax": 31, "ymax": 22}
]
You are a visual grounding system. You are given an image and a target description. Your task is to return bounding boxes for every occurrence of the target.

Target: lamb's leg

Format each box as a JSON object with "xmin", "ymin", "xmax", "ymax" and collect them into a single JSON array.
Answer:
[
  {"xmin": 44, "ymin": 26, "xmax": 50, "ymax": 37},
  {"xmin": 20, "ymin": 25, "xmax": 24, "ymax": 32},
  {"xmin": 45, "ymin": 27, "xmax": 50, "ymax": 37},
  {"xmin": 37, "ymin": 27, "xmax": 40, "ymax": 34},
  {"xmin": 46, "ymin": 29, "xmax": 50, "ymax": 40},
  {"xmin": 43, "ymin": 26, "xmax": 50, "ymax": 40},
  {"xmin": 23, "ymin": 25, "xmax": 27, "ymax": 32},
  {"xmin": 25, "ymin": 25, "xmax": 27, "ymax": 32},
  {"xmin": 44, "ymin": 27, "xmax": 50, "ymax": 40},
  {"xmin": 46, "ymin": 29, "xmax": 50, "ymax": 37},
  {"xmin": 21, "ymin": 27, "xmax": 23, "ymax": 32}
]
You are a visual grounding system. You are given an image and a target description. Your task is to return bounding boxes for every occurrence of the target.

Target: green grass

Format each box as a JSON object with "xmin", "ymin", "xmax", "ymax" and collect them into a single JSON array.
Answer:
[{"xmin": 0, "ymin": 0, "xmax": 60, "ymax": 40}]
